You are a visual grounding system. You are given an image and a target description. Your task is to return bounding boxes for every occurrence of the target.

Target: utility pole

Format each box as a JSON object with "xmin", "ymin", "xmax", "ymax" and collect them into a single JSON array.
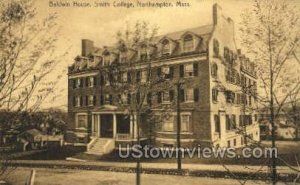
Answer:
[
  {"xmin": 176, "ymin": 82, "xmax": 182, "ymax": 171},
  {"xmin": 268, "ymin": 25, "xmax": 277, "ymax": 185}
]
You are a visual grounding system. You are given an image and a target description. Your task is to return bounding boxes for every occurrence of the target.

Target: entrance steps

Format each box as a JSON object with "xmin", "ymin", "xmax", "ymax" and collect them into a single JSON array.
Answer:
[{"xmin": 86, "ymin": 138, "xmax": 115, "ymax": 156}]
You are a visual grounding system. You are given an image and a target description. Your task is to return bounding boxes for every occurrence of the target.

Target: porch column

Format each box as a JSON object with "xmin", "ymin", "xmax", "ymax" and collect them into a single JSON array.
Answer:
[
  {"xmin": 91, "ymin": 114, "xmax": 94, "ymax": 136},
  {"xmin": 134, "ymin": 114, "xmax": 137, "ymax": 139},
  {"xmin": 130, "ymin": 115, "xmax": 133, "ymax": 139},
  {"xmin": 98, "ymin": 114, "xmax": 101, "ymax": 137},
  {"xmin": 113, "ymin": 113, "xmax": 117, "ymax": 138}
]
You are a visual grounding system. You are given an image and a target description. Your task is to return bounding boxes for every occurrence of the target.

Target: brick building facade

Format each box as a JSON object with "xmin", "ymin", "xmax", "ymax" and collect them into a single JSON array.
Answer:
[{"xmin": 66, "ymin": 4, "xmax": 260, "ymax": 153}]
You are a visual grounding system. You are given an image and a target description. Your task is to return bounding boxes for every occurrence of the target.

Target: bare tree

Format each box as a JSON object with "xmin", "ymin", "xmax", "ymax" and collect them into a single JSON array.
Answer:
[
  {"xmin": 240, "ymin": 0, "xmax": 300, "ymax": 184},
  {"xmin": 0, "ymin": 0, "xmax": 66, "ymax": 179}
]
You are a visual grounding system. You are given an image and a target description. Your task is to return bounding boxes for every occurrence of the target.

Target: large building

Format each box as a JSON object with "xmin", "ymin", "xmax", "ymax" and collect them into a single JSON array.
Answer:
[{"xmin": 66, "ymin": 4, "xmax": 260, "ymax": 154}]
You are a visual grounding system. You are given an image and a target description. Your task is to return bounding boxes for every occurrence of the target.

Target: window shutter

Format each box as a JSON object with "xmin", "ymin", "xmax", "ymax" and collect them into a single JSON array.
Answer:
[
  {"xmin": 109, "ymin": 94, "xmax": 113, "ymax": 104},
  {"xmin": 72, "ymin": 97, "xmax": 76, "ymax": 106},
  {"xmin": 85, "ymin": 96, "xmax": 88, "ymax": 106},
  {"xmin": 80, "ymin": 96, "xmax": 83, "ymax": 106},
  {"xmin": 157, "ymin": 92, "xmax": 162, "ymax": 103},
  {"xmin": 169, "ymin": 90, "xmax": 174, "ymax": 102},
  {"xmin": 100, "ymin": 75, "xmax": 104, "ymax": 86},
  {"xmin": 72, "ymin": 79, "xmax": 76, "ymax": 89},
  {"xmin": 80, "ymin": 78, "xmax": 83, "ymax": 87},
  {"xmin": 169, "ymin": 66, "xmax": 174, "ymax": 79},
  {"xmin": 157, "ymin": 68, "xmax": 161, "ymax": 78},
  {"xmin": 180, "ymin": 89, "xmax": 185, "ymax": 102},
  {"xmin": 127, "ymin": 94, "xmax": 131, "ymax": 104},
  {"xmin": 93, "ymin": 77, "xmax": 97, "ymax": 86},
  {"xmin": 93, "ymin": 96, "xmax": 96, "ymax": 106},
  {"xmin": 100, "ymin": 95, "xmax": 104, "ymax": 105},
  {"xmin": 147, "ymin": 93, "xmax": 152, "ymax": 105},
  {"xmin": 193, "ymin": 63, "xmax": 198, "ymax": 76},
  {"xmin": 136, "ymin": 93, "xmax": 141, "ymax": 104},
  {"xmin": 85, "ymin": 77, "xmax": 89, "ymax": 87},
  {"xmin": 179, "ymin": 65, "xmax": 184, "ymax": 77},
  {"xmin": 127, "ymin": 72, "xmax": 131, "ymax": 83},
  {"xmin": 194, "ymin": 88, "xmax": 199, "ymax": 102}
]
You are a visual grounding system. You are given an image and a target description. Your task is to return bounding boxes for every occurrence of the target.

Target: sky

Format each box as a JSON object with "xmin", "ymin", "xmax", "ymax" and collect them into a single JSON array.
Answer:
[{"xmin": 33, "ymin": 0, "xmax": 299, "ymax": 110}]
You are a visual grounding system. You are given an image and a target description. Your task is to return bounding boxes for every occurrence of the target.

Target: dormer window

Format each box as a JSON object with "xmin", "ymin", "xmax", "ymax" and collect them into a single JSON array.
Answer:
[
  {"xmin": 162, "ymin": 39, "xmax": 171, "ymax": 55},
  {"xmin": 140, "ymin": 45, "xmax": 147, "ymax": 61},
  {"xmin": 183, "ymin": 34, "xmax": 194, "ymax": 53},
  {"xmin": 103, "ymin": 53, "xmax": 110, "ymax": 66},
  {"xmin": 120, "ymin": 52, "xmax": 127, "ymax": 63}
]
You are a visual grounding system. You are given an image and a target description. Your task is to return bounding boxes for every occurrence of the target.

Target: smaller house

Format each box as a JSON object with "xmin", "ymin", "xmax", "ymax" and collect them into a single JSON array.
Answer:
[{"xmin": 18, "ymin": 129, "xmax": 45, "ymax": 151}]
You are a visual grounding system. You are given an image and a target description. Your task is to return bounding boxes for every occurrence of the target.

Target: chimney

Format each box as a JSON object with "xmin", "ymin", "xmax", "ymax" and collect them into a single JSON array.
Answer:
[
  {"xmin": 82, "ymin": 39, "xmax": 94, "ymax": 57},
  {"xmin": 213, "ymin": 3, "xmax": 222, "ymax": 25}
]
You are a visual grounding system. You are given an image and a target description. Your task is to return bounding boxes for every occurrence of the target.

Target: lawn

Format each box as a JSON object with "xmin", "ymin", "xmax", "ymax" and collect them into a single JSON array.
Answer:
[{"xmin": 10, "ymin": 141, "xmax": 300, "ymax": 166}]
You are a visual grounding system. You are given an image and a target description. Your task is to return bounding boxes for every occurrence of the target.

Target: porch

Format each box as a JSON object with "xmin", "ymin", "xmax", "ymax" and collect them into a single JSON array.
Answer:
[{"xmin": 90, "ymin": 112, "xmax": 137, "ymax": 141}]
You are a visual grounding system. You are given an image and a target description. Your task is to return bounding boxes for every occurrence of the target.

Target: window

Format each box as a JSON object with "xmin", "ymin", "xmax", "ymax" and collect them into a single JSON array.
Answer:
[
  {"xmin": 141, "ymin": 71, "xmax": 147, "ymax": 83},
  {"xmin": 122, "ymin": 72, "xmax": 127, "ymax": 82},
  {"xmin": 120, "ymin": 52, "xmax": 127, "ymax": 63},
  {"xmin": 181, "ymin": 115, "xmax": 190, "ymax": 132},
  {"xmin": 213, "ymin": 39, "xmax": 219, "ymax": 57},
  {"xmin": 163, "ymin": 115, "xmax": 174, "ymax": 132},
  {"xmin": 185, "ymin": 64, "xmax": 193, "ymax": 77},
  {"xmin": 162, "ymin": 91, "xmax": 170, "ymax": 103},
  {"xmin": 140, "ymin": 45, "xmax": 147, "ymax": 61},
  {"xmin": 87, "ymin": 76, "xmax": 95, "ymax": 87},
  {"xmin": 104, "ymin": 94, "xmax": 113, "ymax": 105},
  {"xmin": 76, "ymin": 96, "xmax": 82, "ymax": 107},
  {"xmin": 103, "ymin": 54, "xmax": 110, "ymax": 66},
  {"xmin": 233, "ymin": 139, "xmax": 236, "ymax": 146},
  {"xmin": 183, "ymin": 35, "xmax": 194, "ymax": 52},
  {"xmin": 162, "ymin": 39, "xmax": 171, "ymax": 55},
  {"xmin": 212, "ymin": 88, "xmax": 218, "ymax": 102},
  {"xmin": 77, "ymin": 114, "xmax": 87, "ymax": 128},
  {"xmin": 157, "ymin": 67, "xmax": 162, "ymax": 79},
  {"xmin": 226, "ymin": 115, "xmax": 230, "ymax": 130},
  {"xmin": 231, "ymin": 115, "xmax": 237, "ymax": 129},
  {"xmin": 162, "ymin": 66, "xmax": 174, "ymax": 79},
  {"xmin": 185, "ymin": 89, "xmax": 194, "ymax": 102},
  {"xmin": 211, "ymin": 63, "xmax": 218, "ymax": 78},
  {"xmin": 88, "ymin": 95, "xmax": 95, "ymax": 106},
  {"xmin": 76, "ymin": 78, "xmax": 83, "ymax": 88},
  {"xmin": 180, "ymin": 89, "xmax": 185, "ymax": 102},
  {"xmin": 214, "ymin": 115, "xmax": 220, "ymax": 132}
]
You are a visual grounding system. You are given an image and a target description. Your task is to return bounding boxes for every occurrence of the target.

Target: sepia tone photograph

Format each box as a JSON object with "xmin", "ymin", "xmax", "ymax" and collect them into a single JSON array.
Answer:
[{"xmin": 0, "ymin": 0, "xmax": 300, "ymax": 184}]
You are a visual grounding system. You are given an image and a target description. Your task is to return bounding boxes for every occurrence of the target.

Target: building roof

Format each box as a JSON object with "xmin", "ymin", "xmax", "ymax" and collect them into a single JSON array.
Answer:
[
  {"xmin": 19, "ymin": 129, "xmax": 43, "ymax": 137},
  {"xmin": 154, "ymin": 24, "xmax": 214, "ymax": 42}
]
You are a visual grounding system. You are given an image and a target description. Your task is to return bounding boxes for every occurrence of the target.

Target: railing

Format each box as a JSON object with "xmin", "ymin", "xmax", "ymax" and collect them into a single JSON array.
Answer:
[
  {"xmin": 116, "ymin": 134, "xmax": 131, "ymax": 141},
  {"xmin": 87, "ymin": 137, "xmax": 98, "ymax": 152}
]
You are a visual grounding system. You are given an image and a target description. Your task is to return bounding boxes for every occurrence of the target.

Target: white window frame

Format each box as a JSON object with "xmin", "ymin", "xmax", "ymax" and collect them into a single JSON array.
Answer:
[
  {"xmin": 162, "ymin": 115, "xmax": 174, "ymax": 132},
  {"xmin": 185, "ymin": 88, "xmax": 194, "ymax": 102},
  {"xmin": 88, "ymin": 77, "xmax": 94, "ymax": 87},
  {"xmin": 181, "ymin": 114, "xmax": 190, "ymax": 132},
  {"xmin": 141, "ymin": 71, "xmax": 147, "ymax": 83},
  {"xmin": 76, "ymin": 96, "xmax": 81, "ymax": 107},
  {"xmin": 88, "ymin": 95, "xmax": 94, "ymax": 106},
  {"xmin": 184, "ymin": 64, "xmax": 194, "ymax": 77},
  {"xmin": 76, "ymin": 113, "xmax": 88, "ymax": 129}
]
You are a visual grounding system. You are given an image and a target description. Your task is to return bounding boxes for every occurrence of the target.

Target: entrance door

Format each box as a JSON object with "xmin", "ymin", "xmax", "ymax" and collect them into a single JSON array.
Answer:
[{"xmin": 100, "ymin": 114, "xmax": 113, "ymax": 138}]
